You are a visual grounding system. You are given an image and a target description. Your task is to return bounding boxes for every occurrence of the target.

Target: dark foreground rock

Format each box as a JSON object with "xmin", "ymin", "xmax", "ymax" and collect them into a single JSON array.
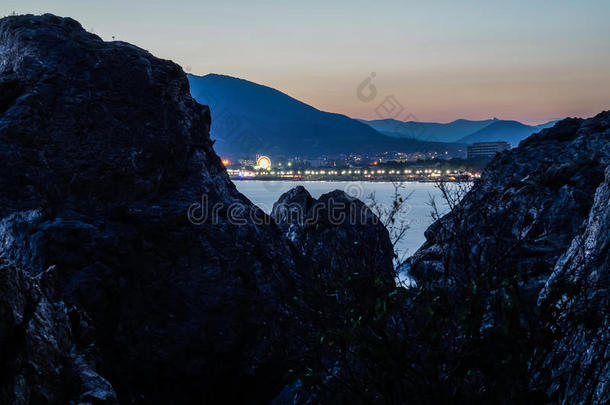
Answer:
[
  {"xmin": 402, "ymin": 111, "xmax": 609, "ymax": 403},
  {"xmin": 270, "ymin": 187, "xmax": 399, "ymax": 404},
  {"xmin": 0, "ymin": 14, "xmax": 394, "ymax": 404}
]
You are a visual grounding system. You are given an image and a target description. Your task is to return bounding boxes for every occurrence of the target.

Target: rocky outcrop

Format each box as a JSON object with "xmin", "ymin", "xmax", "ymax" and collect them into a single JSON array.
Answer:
[
  {"xmin": 272, "ymin": 186, "xmax": 394, "ymax": 286},
  {"xmin": 0, "ymin": 14, "xmax": 394, "ymax": 404},
  {"xmin": 540, "ymin": 166, "xmax": 610, "ymax": 403},
  {"xmin": 0, "ymin": 13, "xmax": 289, "ymax": 403},
  {"xmin": 265, "ymin": 113, "xmax": 609, "ymax": 402},
  {"xmin": 0, "ymin": 13, "xmax": 301, "ymax": 403},
  {"xmin": 403, "ymin": 111, "xmax": 609, "ymax": 402},
  {"xmin": 270, "ymin": 186, "xmax": 396, "ymax": 404}
]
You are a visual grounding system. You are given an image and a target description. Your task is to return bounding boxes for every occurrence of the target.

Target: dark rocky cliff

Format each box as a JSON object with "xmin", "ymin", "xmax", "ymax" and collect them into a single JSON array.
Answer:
[
  {"xmin": 0, "ymin": 14, "xmax": 394, "ymax": 404},
  {"xmin": 403, "ymin": 111, "xmax": 609, "ymax": 402},
  {"xmin": 0, "ymin": 12, "xmax": 289, "ymax": 404}
]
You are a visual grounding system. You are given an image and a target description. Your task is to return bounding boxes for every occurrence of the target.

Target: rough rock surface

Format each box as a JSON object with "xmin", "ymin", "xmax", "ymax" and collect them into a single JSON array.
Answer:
[
  {"xmin": 540, "ymin": 166, "xmax": 610, "ymax": 403},
  {"xmin": 0, "ymin": 12, "xmax": 290, "ymax": 403},
  {"xmin": 0, "ymin": 14, "xmax": 395, "ymax": 404},
  {"xmin": 404, "ymin": 111, "xmax": 610, "ymax": 402},
  {"xmin": 0, "ymin": 257, "xmax": 116, "ymax": 404}
]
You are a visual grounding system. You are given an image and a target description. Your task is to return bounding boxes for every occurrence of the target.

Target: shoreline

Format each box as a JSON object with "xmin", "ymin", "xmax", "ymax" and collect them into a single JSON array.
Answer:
[{"xmin": 230, "ymin": 176, "xmax": 473, "ymax": 183}]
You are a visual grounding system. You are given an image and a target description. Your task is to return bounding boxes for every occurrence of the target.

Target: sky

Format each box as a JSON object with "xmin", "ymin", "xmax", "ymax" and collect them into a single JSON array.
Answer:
[{"xmin": 2, "ymin": 0, "xmax": 609, "ymax": 124}]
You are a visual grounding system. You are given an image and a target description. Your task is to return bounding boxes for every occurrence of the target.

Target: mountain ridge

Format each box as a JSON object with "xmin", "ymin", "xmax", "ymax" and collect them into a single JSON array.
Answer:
[
  {"xmin": 358, "ymin": 118, "xmax": 497, "ymax": 142},
  {"xmin": 456, "ymin": 120, "xmax": 539, "ymax": 145},
  {"xmin": 360, "ymin": 117, "xmax": 559, "ymax": 144},
  {"xmin": 187, "ymin": 73, "xmax": 465, "ymax": 158}
]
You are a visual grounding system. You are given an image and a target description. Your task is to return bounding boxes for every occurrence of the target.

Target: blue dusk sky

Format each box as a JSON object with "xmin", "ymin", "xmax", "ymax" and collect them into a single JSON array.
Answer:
[{"xmin": 2, "ymin": 0, "xmax": 609, "ymax": 124}]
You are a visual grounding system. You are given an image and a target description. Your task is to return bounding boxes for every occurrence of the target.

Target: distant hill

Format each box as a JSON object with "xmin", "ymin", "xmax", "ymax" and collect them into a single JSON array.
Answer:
[
  {"xmin": 361, "ymin": 118, "xmax": 559, "ymax": 145},
  {"xmin": 456, "ymin": 120, "xmax": 540, "ymax": 145},
  {"xmin": 187, "ymin": 74, "xmax": 463, "ymax": 158},
  {"xmin": 359, "ymin": 118, "xmax": 497, "ymax": 142},
  {"xmin": 536, "ymin": 120, "xmax": 560, "ymax": 130}
]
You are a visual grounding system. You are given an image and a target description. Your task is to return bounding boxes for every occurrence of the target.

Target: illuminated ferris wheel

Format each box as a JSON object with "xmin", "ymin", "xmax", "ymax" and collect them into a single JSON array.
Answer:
[{"xmin": 256, "ymin": 155, "xmax": 271, "ymax": 170}]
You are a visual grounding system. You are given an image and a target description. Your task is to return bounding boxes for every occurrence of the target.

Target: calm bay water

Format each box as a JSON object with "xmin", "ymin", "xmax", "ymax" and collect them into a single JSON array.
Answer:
[{"xmin": 234, "ymin": 180, "xmax": 448, "ymax": 260}]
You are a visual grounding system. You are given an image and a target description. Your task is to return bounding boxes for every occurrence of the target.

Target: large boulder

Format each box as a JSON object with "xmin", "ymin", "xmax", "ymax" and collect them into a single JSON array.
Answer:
[
  {"xmin": 0, "ymin": 14, "xmax": 296, "ymax": 403},
  {"xmin": 272, "ymin": 186, "xmax": 395, "ymax": 286},
  {"xmin": 0, "ymin": 14, "xmax": 219, "ymax": 211}
]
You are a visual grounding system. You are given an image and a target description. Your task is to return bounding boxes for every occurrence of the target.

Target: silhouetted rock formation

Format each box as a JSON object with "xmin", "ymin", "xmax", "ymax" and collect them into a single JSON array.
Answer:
[
  {"xmin": 270, "ymin": 186, "xmax": 396, "ymax": 404},
  {"xmin": 272, "ymin": 186, "xmax": 394, "ymax": 286}
]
